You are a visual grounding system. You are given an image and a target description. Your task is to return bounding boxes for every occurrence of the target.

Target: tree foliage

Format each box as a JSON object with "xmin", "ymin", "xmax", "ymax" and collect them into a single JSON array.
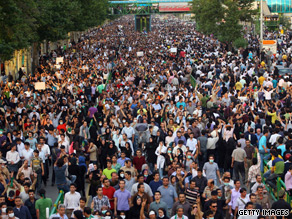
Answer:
[
  {"xmin": 0, "ymin": 0, "xmax": 109, "ymax": 61},
  {"xmin": 192, "ymin": 0, "xmax": 224, "ymax": 35},
  {"xmin": 192, "ymin": 0, "xmax": 255, "ymax": 49}
]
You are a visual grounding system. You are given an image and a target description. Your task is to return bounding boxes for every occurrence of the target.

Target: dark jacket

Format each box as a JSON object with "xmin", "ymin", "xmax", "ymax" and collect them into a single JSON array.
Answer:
[
  {"xmin": 13, "ymin": 205, "xmax": 32, "ymax": 219},
  {"xmin": 25, "ymin": 198, "xmax": 38, "ymax": 219}
]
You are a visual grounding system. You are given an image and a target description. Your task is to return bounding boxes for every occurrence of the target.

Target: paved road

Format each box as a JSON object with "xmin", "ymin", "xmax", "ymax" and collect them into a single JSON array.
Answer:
[{"xmin": 43, "ymin": 165, "xmax": 89, "ymax": 206}]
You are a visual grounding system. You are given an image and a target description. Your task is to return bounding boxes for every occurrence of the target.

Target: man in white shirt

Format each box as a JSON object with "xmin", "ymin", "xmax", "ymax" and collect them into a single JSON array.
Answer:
[
  {"xmin": 39, "ymin": 137, "xmax": 50, "ymax": 185},
  {"xmin": 16, "ymin": 138, "xmax": 25, "ymax": 155},
  {"xmin": 6, "ymin": 144, "xmax": 20, "ymax": 175},
  {"xmin": 58, "ymin": 134, "xmax": 70, "ymax": 153},
  {"xmin": 49, "ymin": 204, "xmax": 68, "ymax": 219},
  {"xmin": 170, "ymin": 206, "xmax": 189, "ymax": 219},
  {"xmin": 29, "ymin": 108, "xmax": 40, "ymax": 120},
  {"xmin": 186, "ymin": 133, "xmax": 198, "ymax": 155},
  {"xmin": 152, "ymin": 99, "xmax": 162, "ymax": 111},
  {"xmin": 71, "ymin": 197, "xmax": 87, "ymax": 217},
  {"xmin": 131, "ymin": 175, "xmax": 153, "ymax": 198},
  {"xmin": 173, "ymin": 140, "xmax": 187, "ymax": 157},
  {"xmin": 20, "ymin": 142, "xmax": 34, "ymax": 165},
  {"xmin": 234, "ymin": 188, "xmax": 250, "ymax": 217},
  {"xmin": 121, "ymin": 121, "xmax": 135, "ymax": 143},
  {"xmin": 64, "ymin": 183, "xmax": 81, "ymax": 218}
]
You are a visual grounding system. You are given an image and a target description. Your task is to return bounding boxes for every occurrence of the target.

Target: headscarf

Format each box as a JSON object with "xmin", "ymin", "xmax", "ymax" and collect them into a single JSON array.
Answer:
[
  {"xmin": 78, "ymin": 156, "xmax": 87, "ymax": 171},
  {"xmin": 70, "ymin": 157, "xmax": 77, "ymax": 165}
]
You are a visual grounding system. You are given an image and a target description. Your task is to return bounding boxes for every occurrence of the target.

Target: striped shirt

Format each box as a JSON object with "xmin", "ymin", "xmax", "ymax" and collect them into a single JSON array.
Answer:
[
  {"xmin": 185, "ymin": 188, "xmax": 200, "ymax": 205},
  {"xmin": 92, "ymin": 195, "xmax": 111, "ymax": 212},
  {"xmin": 247, "ymin": 152, "xmax": 261, "ymax": 183}
]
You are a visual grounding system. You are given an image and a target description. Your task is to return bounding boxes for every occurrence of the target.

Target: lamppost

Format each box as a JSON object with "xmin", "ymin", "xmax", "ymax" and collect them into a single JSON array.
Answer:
[{"xmin": 260, "ymin": 0, "xmax": 263, "ymax": 40}]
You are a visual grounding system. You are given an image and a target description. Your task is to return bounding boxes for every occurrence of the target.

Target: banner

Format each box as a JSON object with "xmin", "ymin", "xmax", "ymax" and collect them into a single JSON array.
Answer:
[
  {"xmin": 137, "ymin": 51, "xmax": 144, "ymax": 57},
  {"xmin": 170, "ymin": 48, "xmax": 177, "ymax": 53},
  {"xmin": 56, "ymin": 57, "xmax": 64, "ymax": 64},
  {"xmin": 35, "ymin": 82, "xmax": 46, "ymax": 90}
]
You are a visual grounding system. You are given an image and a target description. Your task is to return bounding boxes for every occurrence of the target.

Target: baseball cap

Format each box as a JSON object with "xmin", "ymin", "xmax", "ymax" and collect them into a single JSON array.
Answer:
[{"xmin": 149, "ymin": 211, "xmax": 155, "ymax": 216}]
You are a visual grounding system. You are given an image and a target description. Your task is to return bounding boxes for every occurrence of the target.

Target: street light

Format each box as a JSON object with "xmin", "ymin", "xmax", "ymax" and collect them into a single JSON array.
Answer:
[{"xmin": 260, "ymin": 0, "xmax": 263, "ymax": 40}]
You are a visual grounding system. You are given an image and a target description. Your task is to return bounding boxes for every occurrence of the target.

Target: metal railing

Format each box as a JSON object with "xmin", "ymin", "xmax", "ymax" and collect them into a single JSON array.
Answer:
[
  {"xmin": 262, "ymin": 160, "xmax": 291, "ymax": 205},
  {"xmin": 50, "ymin": 190, "xmax": 64, "ymax": 216}
]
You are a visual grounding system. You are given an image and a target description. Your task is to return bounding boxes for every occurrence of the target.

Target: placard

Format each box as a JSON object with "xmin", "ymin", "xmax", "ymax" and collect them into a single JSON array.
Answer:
[
  {"xmin": 35, "ymin": 82, "xmax": 46, "ymax": 90},
  {"xmin": 171, "ymin": 48, "xmax": 177, "ymax": 53},
  {"xmin": 56, "ymin": 57, "xmax": 64, "ymax": 64},
  {"xmin": 54, "ymin": 64, "xmax": 61, "ymax": 69},
  {"xmin": 137, "ymin": 51, "xmax": 144, "ymax": 57}
]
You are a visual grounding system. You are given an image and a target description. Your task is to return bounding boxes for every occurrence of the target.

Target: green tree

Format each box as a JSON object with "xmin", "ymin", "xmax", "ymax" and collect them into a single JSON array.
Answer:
[
  {"xmin": 192, "ymin": 0, "xmax": 224, "ymax": 35},
  {"xmin": 0, "ymin": 0, "xmax": 37, "ymax": 60},
  {"xmin": 0, "ymin": 0, "xmax": 109, "ymax": 65},
  {"xmin": 217, "ymin": 1, "xmax": 243, "ymax": 50},
  {"xmin": 36, "ymin": 0, "xmax": 80, "ymax": 43},
  {"xmin": 231, "ymin": 0, "xmax": 256, "ymax": 22},
  {"xmin": 192, "ymin": 0, "xmax": 252, "ymax": 50}
]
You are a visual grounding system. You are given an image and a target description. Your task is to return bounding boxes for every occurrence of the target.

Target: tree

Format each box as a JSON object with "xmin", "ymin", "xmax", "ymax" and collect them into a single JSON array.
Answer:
[
  {"xmin": 192, "ymin": 0, "xmax": 253, "ymax": 50},
  {"xmin": 0, "ymin": 0, "xmax": 37, "ymax": 61},
  {"xmin": 0, "ymin": 0, "xmax": 109, "ymax": 66},
  {"xmin": 192, "ymin": 0, "xmax": 224, "ymax": 35},
  {"xmin": 217, "ymin": 1, "xmax": 243, "ymax": 50},
  {"xmin": 230, "ymin": 0, "xmax": 256, "ymax": 22}
]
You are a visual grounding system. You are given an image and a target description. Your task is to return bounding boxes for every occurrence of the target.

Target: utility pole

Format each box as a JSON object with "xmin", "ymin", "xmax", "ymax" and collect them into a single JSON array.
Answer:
[{"xmin": 260, "ymin": 0, "xmax": 263, "ymax": 40}]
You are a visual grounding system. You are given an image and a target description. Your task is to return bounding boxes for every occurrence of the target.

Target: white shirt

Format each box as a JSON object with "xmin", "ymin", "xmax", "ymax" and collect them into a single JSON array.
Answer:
[
  {"xmin": 155, "ymin": 145, "xmax": 167, "ymax": 159},
  {"xmin": 269, "ymin": 133, "xmax": 281, "ymax": 145},
  {"xmin": 130, "ymin": 182, "xmax": 153, "ymax": 197},
  {"xmin": 186, "ymin": 138, "xmax": 197, "ymax": 154},
  {"xmin": 264, "ymin": 90, "xmax": 273, "ymax": 100},
  {"xmin": 21, "ymin": 167, "xmax": 33, "ymax": 179},
  {"xmin": 121, "ymin": 126, "xmax": 135, "ymax": 139},
  {"xmin": 58, "ymin": 140, "xmax": 70, "ymax": 153},
  {"xmin": 228, "ymin": 188, "xmax": 241, "ymax": 210},
  {"xmin": 6, "ymin": 150, "xmax": 20, "ymax": 164},
  {"xmin": 17, "ymin": 142, "xmax": 25, "ymax": 154},
  {"xmin": 170, "ymin": 215, "xmax": 189, "ymax": 219},
  {"xmin": 19, "ymin": 191, "xmax": 29, "ymax": 202},
  {"xmin": 64, "ymin": 191, "xmax": 81, "ymax": 209},
  {"xmin": 173, "ymin": 145, "xmax": 187, "ymax": 156},
  {"xmin": 20, "ymin": 148, "xmax": 34, "ymax": 164},
  {"xmin": 235, "ymin": 195, "xmax": 250, "ymax": 210},
  {"xmin": 206, "ymin": 137, "xmax": 219, "ymax": 150},
  {"xmin": 40, "ymin": 144, "xmax": 51, "ymax": 160}
]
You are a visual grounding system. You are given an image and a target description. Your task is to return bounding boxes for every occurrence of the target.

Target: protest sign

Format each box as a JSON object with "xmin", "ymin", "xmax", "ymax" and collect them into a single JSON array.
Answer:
[{"xmin": 35, "ymin": 82, "xmax": 46, "ymax": 90}]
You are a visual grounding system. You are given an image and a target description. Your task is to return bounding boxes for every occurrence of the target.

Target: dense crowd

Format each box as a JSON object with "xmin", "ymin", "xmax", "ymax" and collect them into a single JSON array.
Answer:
[{"xmin": 0, "ymin": 14, "xmax": 292, "ymax": 219}]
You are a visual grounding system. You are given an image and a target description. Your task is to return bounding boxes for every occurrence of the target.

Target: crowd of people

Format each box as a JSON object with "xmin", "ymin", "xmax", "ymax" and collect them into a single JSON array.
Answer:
[{"xmin": 0, "ymin": 14, "xmax": 292, "ymax": 219}]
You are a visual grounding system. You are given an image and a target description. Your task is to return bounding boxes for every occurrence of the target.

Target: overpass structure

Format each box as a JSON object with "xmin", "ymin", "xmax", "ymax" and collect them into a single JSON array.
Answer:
[{"xmin": 109, "ymin": 0, "xmax": 193, "ymax": 15}]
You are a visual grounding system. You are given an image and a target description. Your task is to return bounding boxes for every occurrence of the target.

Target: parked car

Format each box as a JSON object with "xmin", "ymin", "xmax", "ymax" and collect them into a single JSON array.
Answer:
[{"xmin": 276, "ymin": 65, "xmax": 292, "ymax": 77}]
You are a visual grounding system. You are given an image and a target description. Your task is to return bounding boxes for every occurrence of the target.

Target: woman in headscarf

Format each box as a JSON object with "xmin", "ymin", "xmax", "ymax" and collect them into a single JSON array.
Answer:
[
  {"xmin": 103, "ymin": 127, "xmax": 112, "ymax": 142},
  {"xmin": 123, "ymin": 142, "xmax": 132, "ymax": 159},
  {"xmin": 68, "ymin": 156, "xmax": 82, "ymax": 193},
  {"xmin": 98, "ymin": 138, "xmax": 108, "ymax": 169},
  {"xmin": 128, "ymin": 196, "xmax": 142, "ymax": 218},
  {"xmin": 78, "ymin": 154, "xmax": 87, "ymax": 196},
  {"xmin": 157, "ymin": 208, "xmax": 169, "ymax": 219},
  {"xmin": 118, "ymin": 169, "xmax": 125, "ymax": 180},
  {"xmin": 142, "ymin": 169, "xmax": 152, "ymax": 184},
  {"xmin": 88, "ymin": 163, "xmax": 102, "ymax": 198},
  {"xmin": 105, "ymin": 141, "xmax": 118, "ymax": 159},
  {"xmin": 145, "ymin": 137, "xmax": 157, "ymax": 172}
]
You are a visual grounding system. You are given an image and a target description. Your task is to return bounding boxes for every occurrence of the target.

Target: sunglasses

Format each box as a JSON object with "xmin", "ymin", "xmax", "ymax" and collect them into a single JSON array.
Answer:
[{"xmin": 212, "ymin": 206, "xmax": 218, "ymax": 208}]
